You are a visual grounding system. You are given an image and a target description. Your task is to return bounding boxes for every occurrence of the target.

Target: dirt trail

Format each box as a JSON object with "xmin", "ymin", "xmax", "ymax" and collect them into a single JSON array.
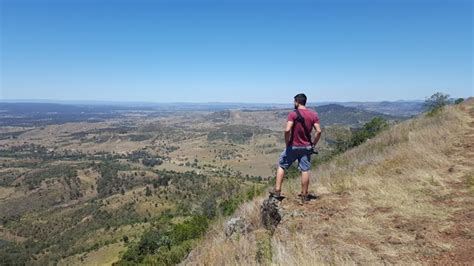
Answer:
[{"xmin": 430, "ymin": 101, "xmax": 474, "ymax": 264}]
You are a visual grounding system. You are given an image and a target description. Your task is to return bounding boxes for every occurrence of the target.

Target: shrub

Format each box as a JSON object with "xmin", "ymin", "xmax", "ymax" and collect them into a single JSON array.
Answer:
[
  {"xmin": 454, "ymin": 98, "xmax": 464, "ymax": 105},
  {"xmin": 142, "ymin": 157, "xmax": 163, "ymax": 167},
  {"xmin": 350, "ymin": 117, "xmax": 388, "ymax": 147},
  {"xmin": 117, "ymin": 215, "xmax": 208, "ymax": 265},
  {"xmin": 424, "ymin": 92, "xmax": 450, "ymax": 115},
  {"xmin": 169, "ymin": 215, "xmax": 208, "ymax": 243},
  {"xmin": 219, "ymin": 199, "xmax": 240, "ymax": 216}
]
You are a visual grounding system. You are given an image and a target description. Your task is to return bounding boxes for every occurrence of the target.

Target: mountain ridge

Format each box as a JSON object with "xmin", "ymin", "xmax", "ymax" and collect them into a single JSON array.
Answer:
[{"xmin": 183, "ymin": 99, "xmax": 474, "ymax": 265}]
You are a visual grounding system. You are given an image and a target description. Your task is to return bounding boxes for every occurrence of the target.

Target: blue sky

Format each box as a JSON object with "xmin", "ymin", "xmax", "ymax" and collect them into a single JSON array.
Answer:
[{"xmin": 1, "ymin": 0, "xmax": 472, "ymax": 103}]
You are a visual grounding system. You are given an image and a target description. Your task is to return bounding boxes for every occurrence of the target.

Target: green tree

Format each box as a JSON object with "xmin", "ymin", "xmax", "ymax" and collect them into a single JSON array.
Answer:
[
  {"xmin": 454, "ymin": 98, "xmax": 464, "ymax": 105},
  {"xmin": 425, "ymin": 92, "xmax": 450, "ymax": 114}
]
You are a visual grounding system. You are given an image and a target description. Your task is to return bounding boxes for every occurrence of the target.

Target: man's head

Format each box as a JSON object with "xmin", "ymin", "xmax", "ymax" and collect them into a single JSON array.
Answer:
[{"xmin": 294, "ymin": 93, "xmax": 307, "ymax": 109}]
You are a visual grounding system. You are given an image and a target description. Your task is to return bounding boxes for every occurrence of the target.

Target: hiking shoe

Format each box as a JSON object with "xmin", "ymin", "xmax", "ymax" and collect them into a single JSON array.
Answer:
[
  {"xmin": 269, "ymin": 191, "xmax": 285, "ymax": 201},
  {"xmin": 298, "ymin": 192, "xmax": 319, "ymax": 201},
  {"xmin": 298, "ymin": 194, "xmax": 310, "ymax": 205}
]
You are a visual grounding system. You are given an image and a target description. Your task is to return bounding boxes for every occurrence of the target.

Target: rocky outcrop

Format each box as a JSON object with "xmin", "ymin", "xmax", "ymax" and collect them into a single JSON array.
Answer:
[
  {"xmin": 224, "ymin": 217, "xmax": 249, "ymax": 238},
  {"xmin": 260, "ymin": 197, "xmax": 282, "ymax": 234}
]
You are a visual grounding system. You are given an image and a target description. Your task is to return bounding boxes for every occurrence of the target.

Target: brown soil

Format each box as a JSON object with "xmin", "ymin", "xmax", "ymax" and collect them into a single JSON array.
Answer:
[{"xmin": 428, "ymin": 101, "xmax": 474, "ymax": 264}]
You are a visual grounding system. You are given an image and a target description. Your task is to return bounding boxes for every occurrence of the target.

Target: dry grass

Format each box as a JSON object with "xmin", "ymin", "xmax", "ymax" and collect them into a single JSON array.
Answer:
[
  {"xmin": 58, "ymin": 242, "xmax": 125, "ymax": 266},
  {"xmin": 183, "ymin": 99, "xmax": 474, "ymax": 265}
]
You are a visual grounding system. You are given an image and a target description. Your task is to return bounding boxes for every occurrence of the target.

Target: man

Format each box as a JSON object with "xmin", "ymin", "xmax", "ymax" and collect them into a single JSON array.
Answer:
[{"xmin": 270, "ymin": 93, "xmax": 322, "ymax": 204}]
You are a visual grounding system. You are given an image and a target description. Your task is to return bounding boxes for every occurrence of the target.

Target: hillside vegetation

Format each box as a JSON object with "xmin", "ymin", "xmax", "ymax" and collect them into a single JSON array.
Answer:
[
  {"xmin": 1, "ymin": 101, "xmax": 405, "ymax": 264},
  {"xmin": 184, "ymin": 99, "xmax": 474, "ymax": 265}
]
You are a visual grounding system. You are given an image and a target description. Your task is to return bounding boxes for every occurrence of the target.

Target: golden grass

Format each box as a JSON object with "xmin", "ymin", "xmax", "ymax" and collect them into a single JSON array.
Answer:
[{"xmin": 183, "ymin": 100, "xmax": 474, "ymax": 265}]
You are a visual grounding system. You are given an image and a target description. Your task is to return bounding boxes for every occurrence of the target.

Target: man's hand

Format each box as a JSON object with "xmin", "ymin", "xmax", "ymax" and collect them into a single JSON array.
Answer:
[{"xmin": 284, "ymin": 121, "xmax": 294, "ymax": 147}]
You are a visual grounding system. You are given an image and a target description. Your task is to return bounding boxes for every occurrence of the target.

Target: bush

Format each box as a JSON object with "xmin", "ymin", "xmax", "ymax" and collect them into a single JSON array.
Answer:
[
  {"xmin": 424, "ymin": 92, "xmax": 450, "ymax": 114},
  {"xmin": 454, "ymin": 98, "xmax": 464, "ymax": 105},
  {"xmin": 319, "ymin": 117, "xmax": 389, "ymax": 166},
  {"xmin": 219, "ymin": 198, "xmax": 241, "ymax": 216},
  {"xmin": 169, "ymin": 216, "xmax": 208, "ymax": 243},
  {"xmin": 142, "ymin": 157, "xmax": 162, "ymax": 167},
  {"xmin": 350, "ymin": 117, "xmax": 388, "ymax": 147},
  {"xmin": 117, "ymin": 215, "xmax": 208, "ymax": 265}
]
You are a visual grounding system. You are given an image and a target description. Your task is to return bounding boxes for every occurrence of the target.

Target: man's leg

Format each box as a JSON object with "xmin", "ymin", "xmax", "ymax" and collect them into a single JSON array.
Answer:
[
  {"xmin": 298, "ymin": 149, "xmax": 312, "ymax": 197},
  {"xmin": 275, "ymin": 166, "xmax": 285, "ymax": 193},
  {"xmin": 300, "ymin": 171, "xmax": 310, "ymax": 196},
  {"xmin": 274, "ymin": 147, "xmax": 295, "ymax": 195}
]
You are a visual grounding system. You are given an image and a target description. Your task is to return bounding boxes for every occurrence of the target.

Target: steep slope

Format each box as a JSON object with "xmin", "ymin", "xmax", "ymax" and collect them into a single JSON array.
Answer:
[{"xmin": 184, "ymin": 99, "xmax": 474, "ymax": 265}]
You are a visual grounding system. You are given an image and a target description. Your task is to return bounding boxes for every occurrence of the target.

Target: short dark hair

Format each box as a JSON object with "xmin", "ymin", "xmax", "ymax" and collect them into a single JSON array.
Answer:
[{"xmin": 294, "ymin": 93, "xmax": 307, "ymax": 105}]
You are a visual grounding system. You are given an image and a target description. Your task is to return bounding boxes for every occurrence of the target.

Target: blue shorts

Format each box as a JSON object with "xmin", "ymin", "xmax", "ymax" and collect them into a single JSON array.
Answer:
[{"xmin": 278, "ymin": 146, "xmax": 312, "ymax": 172}]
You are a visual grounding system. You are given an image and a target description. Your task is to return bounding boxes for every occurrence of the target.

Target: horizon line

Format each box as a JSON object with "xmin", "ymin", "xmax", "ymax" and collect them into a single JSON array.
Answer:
[{"xmin": 0, "ymin": 98, "xmax": 428, "ymax": 106}]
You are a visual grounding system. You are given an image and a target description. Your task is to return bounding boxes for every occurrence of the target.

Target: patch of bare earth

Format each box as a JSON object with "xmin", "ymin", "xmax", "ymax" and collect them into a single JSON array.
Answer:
[{"xmin": 428, "ymin": 102, "xmax": 474, "ymax": 264}]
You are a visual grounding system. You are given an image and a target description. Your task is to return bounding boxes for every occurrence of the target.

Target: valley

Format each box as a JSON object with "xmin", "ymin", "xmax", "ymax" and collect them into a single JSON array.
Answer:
[{"xmin": 0, "ymin": 101, "xmax": 414, "ymax": 264}]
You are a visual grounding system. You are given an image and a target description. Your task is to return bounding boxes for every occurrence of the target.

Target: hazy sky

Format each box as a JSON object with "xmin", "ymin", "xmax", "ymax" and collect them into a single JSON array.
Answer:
[{"xmin": 1, "ymin": 0, "xmax": 472, "ymax": 103}]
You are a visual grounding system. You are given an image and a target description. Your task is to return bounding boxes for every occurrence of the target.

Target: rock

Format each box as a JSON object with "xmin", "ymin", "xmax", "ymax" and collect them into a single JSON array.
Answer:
[
  {"xmin": 386, "ymin": 236, "xmax": 403, "ymax": 245},
  {"xmin": 225, "ymin": 217, "xmax": 248, "ymax": 238},
  {"xmin": 260, "ymin": 197, "xmax": 282, "ymax": 234},
  {"xmin": 290, "ymin": 210, "xmax": 305, "ymax": 218}
]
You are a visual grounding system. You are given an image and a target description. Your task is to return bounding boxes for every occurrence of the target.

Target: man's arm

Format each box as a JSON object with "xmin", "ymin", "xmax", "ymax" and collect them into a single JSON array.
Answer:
[
  {"xmin": 284, "ymin": 121, "xmax": 294, "ymax": 147},
  {"xmin": 313, "ymin": 123, "xmax": 322, "ymax": 146}
]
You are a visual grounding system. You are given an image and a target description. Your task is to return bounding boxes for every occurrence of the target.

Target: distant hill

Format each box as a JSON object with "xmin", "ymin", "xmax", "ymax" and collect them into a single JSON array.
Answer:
[
  {"xmin": 0, "ymin": 103, "xmax": 125, "ymax": 126},
  {"xmin": 1, "ymin": 100, "xmax": 424, "ymax": 115},
  {"xmin": 185, "ymin": 99, "xmax": 474, "ymax": 265},
  {"xmin": 207, "ymin": 104, "xmax": 405, "ymax": 131},
  {"xmin": 337, "ymin": 100, "xmax": 424, "ymax": 117},
  {"xmin": 0, "ymin": 101, "xmax": 417, "ymax": 127},
  {"xmin": 312, "ymin": 104, "xmax": 402, "ymax": 126}
]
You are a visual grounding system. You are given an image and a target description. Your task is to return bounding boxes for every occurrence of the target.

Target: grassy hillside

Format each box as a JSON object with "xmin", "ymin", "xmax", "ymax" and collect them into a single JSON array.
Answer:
[{"xmin": 184, "ymin": 99, "xmax": 474, "ymax": 265}]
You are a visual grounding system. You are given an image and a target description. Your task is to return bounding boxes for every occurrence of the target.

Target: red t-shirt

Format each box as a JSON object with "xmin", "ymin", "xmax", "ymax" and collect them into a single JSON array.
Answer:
[{"xmin": 288, "ymin": 108, "xmax": 320, "ymax": 147}]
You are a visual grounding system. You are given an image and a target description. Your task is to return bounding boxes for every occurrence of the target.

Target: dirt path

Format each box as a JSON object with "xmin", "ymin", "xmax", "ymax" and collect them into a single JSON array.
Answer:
[{"xmin": 430, "ymin": 101, "xmax": 474, "ymax": 264}]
